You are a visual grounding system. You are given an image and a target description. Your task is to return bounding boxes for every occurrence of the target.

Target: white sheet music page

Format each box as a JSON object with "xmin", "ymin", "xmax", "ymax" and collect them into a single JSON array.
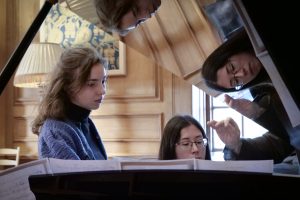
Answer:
[
  {"xmin": 195, "ymin": 159, "xmax": 273, "ymax": 173},
  {"xmin": 48, "ymin": 158, "xmax": 121, "ymax": 173},
  {"xmin": 0, "ymin": 159, "xmax": 51, "ymax": 200},
  {"xmin": 120, "ymin": 158, "xmax": 195, "ymax": 170},
  {"xmin": 0, "ymin": 158, "xmax": 121, "ymax": 200}
]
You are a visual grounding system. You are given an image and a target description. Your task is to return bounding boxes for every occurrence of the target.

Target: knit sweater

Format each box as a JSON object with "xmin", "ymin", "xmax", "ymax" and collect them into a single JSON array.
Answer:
[{"xmin": 38, "ymin": 103, "xmax": 107, "ymax": 160}]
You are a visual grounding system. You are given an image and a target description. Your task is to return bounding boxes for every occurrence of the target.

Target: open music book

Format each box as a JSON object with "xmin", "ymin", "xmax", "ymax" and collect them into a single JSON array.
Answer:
[
  {"xmin": 119, "ymin": 158, "xmax": 273, "ymax": 173},
  {"xmin": 0, "ymin": 158, "xmax": 273, "ymax": 200}
]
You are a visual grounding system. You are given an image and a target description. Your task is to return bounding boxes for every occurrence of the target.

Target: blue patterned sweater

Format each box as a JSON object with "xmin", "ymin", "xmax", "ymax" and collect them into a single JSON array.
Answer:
[{"xmin": 38, "ymin": 104, "xmax": 107, "ymax": 160}]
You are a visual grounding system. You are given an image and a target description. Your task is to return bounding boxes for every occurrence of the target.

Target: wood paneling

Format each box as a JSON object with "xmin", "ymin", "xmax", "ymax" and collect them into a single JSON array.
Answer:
[
  {"xmin": 123, "ymin": 0, "xmax": 220, "ymax": 96},
  {"xmin": 93, "ymin": 114, "xmax": 162, "ymax": 140},
  {"xmin": 0, "ymin": 0, "xmax": 7, "ymax": 147},
  {"xmin": 104, "ymin": 141, "xmax": 160, "ymax": 157},
  {"xmin": 12, "ymin": 117, "xmax": 37, "ymax": 141}
]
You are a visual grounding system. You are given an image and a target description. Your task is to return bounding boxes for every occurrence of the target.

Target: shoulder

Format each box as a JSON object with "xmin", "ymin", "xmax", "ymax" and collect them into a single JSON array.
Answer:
[
  {"xmin": 40, "ymin": 118, "xmax": 79, "ymax": 136},
  {"xmin": 44, "ymin": 118, "xmax": 78, "ymax": 127}
]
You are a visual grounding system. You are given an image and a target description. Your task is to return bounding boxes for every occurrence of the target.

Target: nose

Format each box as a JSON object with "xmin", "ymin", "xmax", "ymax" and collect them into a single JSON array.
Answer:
[
  {"xmin": 191, "ymin": 143, "xmax": 199, "ymax": 153},
  {"xmin": 233, "ymin": 67, "xmax": 245, "ymax": 78},
  {"xmin": 97, "ymin": 84, "xmax": 106, "ymax": 95}
]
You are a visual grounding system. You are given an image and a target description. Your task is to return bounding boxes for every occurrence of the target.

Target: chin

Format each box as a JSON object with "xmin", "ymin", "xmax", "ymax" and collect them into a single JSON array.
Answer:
[
  {"xmin": 93, "ymin": 106, "xmax": 100, "ymax": 110},
  {"xmin": 90, "ymin": 105, "xmax": 100, "ymax": 110}
]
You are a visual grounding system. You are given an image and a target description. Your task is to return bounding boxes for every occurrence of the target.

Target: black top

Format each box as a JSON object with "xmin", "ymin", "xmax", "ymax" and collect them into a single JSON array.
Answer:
[{"xmin": 66, "ymin": 103, "xmax": 106, "ymax": 160}]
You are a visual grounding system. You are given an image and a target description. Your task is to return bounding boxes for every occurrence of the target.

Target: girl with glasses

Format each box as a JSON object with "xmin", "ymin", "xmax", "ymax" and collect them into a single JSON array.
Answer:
[{"xmin": 158, "ymin": 115, "xmax": 211, "ymax": 160}]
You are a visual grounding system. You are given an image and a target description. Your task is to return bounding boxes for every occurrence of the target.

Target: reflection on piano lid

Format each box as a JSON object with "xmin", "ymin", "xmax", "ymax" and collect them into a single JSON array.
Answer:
[{"xmin": 233, "ymin": 0, "xmax": 300, "ymax": 128}]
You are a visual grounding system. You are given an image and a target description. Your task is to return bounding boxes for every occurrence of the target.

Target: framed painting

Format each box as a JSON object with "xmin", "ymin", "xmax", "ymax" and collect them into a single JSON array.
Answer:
[
  {"xmin": 40, "ymin": 3, "xmax": 126, "ymax": 76},
  {"xmin": 100, "ymin": 40, "xmax": 126, "ymax": 76}
]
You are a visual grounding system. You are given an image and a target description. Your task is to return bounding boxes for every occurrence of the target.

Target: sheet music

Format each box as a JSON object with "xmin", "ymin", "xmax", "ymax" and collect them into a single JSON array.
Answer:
[
  {"xmin": 48, "ymin": 158, "xmax": 121, "ymax": 173},
  {"xmin": 195, "ymin": 159, "xmax": 273, "ymax": 173},
  {"xmin": 120, "ymin": 159, "xmax": 195, "ymax": 170},
  {"xmin": 0, "ymin": 158, "xmax": 121, "ymax": 200},
  {"xmin": 0, "ymin": 159, "xmax": 50, "ymax": 200}
]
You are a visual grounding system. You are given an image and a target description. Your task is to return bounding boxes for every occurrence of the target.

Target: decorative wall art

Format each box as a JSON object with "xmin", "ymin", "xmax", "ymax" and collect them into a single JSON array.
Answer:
[{"xmin": 40, "ymin": 4, "xmax": 126, "ymax": 76}]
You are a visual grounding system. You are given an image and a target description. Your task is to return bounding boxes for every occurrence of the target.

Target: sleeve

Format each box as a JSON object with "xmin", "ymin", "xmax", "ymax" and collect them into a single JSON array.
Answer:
[
  {"xmin": 39, "ymin": 125, "xmax": 88, "ymax": 160},
  {"xmin": 223, "ymin": 132, "xmax": 294, "ymax": 164}
]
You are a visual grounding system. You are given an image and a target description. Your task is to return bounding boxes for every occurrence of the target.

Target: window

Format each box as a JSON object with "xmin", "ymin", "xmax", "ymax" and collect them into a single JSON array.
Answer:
[{"xmin": 192, "ymin": 86, "xmax": 267, "ymax": 161}]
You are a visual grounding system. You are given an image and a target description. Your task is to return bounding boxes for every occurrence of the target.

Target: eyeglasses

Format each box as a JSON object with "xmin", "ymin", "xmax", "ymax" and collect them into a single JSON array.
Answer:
[
  {"xmin": 176, "ymin": 138, "xmax": 208, "ymax": 151},
  {"xmin": 118, "ymin": 0, "xmax": 159, "ymax": 36},
  {"xmin": 118, "ymin": 18, "xmax": 147, "ymax": 36},
  {"xmin": 226, "ymin": 62, "xmax": 244, "ymax": 90}
]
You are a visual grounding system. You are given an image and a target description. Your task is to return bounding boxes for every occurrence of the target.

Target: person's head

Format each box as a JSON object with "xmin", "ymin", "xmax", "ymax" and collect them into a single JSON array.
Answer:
[
  {"xmin": 94, "ymin": 0, "xmax": 161, "ymax": 36},
  {"xmin": 201, "ymin": 28, "xmax": 269, "ymax": 93},
  {"xmin": 159, "ymin": 115, "xmax": 211, "ymax": 160},
  {"xmin": 32, "ymin": 46, "xmax": 108, "ymax": 135}
]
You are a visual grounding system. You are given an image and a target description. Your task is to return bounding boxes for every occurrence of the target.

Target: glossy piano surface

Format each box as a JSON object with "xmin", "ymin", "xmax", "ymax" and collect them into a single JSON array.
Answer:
[{"xmin": 29, "ymin": 169, "xmax": 300, "ymax": 199}]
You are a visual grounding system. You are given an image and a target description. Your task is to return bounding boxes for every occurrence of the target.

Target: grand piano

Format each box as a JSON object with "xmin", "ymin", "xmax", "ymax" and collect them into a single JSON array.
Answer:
[{"xmin": 1, "ymin": 0, "xmax": 300, "ymax": 199}]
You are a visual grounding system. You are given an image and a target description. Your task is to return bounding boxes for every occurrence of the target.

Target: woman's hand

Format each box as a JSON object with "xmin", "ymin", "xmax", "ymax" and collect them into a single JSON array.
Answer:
[{"xmin": 207, "ymin": 117, "xmax": 242, "ymax": 154}]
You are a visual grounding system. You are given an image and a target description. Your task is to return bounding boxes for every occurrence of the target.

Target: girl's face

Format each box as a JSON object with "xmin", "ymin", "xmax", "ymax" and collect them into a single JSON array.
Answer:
[
  {"xmin": 216, "ymin": 52, "xmax": 263, "ymax": 89},
  {"xmin": 71, "ymin": 63, "xmax": 107, "ymax": 110},
  {"xmin": 175, "ymin": 124, "xmax": 207, "ymax": 160}
]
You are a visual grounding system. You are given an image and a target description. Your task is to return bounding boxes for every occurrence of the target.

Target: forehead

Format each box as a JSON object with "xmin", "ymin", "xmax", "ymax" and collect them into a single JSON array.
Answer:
[
  {"xmin": 88, "ymin": 63, "xmax": 106, "ymax": 79},
  {"xmin": 180, "ymin": 124, "xmax": 203, "ymax": 139}
]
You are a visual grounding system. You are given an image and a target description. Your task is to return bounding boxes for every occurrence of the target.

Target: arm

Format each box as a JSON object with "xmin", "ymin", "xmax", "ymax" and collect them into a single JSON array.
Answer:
[
  {"xmin": 207, "ymin": 117, "xmax": 294, "ymax": 164},
  {"xmin": 39, "ymin": 130, "xmax": 81, "ymax": 160},
  {"xmin": 224, "ymin": 133, "xmax": 294, "ymax": 163},
  {"xmin": 38, "ymin": 120, "xmax": 90, "ymax": 160},
  {"xmin": 224, "ymin": 93, "xmax": 290, "ymax": 142}
]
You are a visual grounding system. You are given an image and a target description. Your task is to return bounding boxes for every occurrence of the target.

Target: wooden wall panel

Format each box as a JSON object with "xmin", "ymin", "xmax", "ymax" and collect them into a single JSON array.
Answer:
[
  {"xmin": 104, "ymin": 141, "xmax": 160, "ymax": 157},
  {"xmin": 12, "ymin": 117, "xmax": 37, "ymax": 141},
  {"xmin": 0, "ymin": 0, "xmax": 7, "ymax": 147},
  {"xmin": 93, "ymin": 114, "xmax": 162, "ymax": 140},
  {"xmin": 3, "ymin": 0, "xmax": 22, "ymax": 149}
]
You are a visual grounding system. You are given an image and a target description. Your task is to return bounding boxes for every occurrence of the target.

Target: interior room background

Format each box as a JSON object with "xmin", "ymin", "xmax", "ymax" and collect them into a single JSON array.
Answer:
[{"xmin": 0, "ymin": 0, "xmax": 266, "ymax": 163}]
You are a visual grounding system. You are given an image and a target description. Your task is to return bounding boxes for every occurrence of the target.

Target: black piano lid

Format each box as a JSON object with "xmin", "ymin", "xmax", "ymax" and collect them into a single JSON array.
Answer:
[
  {"xmin": 238, "ymin": 0, "xmax": 300, "ymax": 126},
  {"xmin": 28, "ymin": 169, "xmax": 300, "ymax": 199}
]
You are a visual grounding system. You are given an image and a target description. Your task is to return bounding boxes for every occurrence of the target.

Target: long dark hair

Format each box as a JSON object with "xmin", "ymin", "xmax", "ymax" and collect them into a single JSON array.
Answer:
[
  {"xmin": 201, "ymin": 28, "xmax": 270, "ymax": 92},
  {"xmin": 158, "ymin": 115, "xmax": 211, "ymax": 160}
]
